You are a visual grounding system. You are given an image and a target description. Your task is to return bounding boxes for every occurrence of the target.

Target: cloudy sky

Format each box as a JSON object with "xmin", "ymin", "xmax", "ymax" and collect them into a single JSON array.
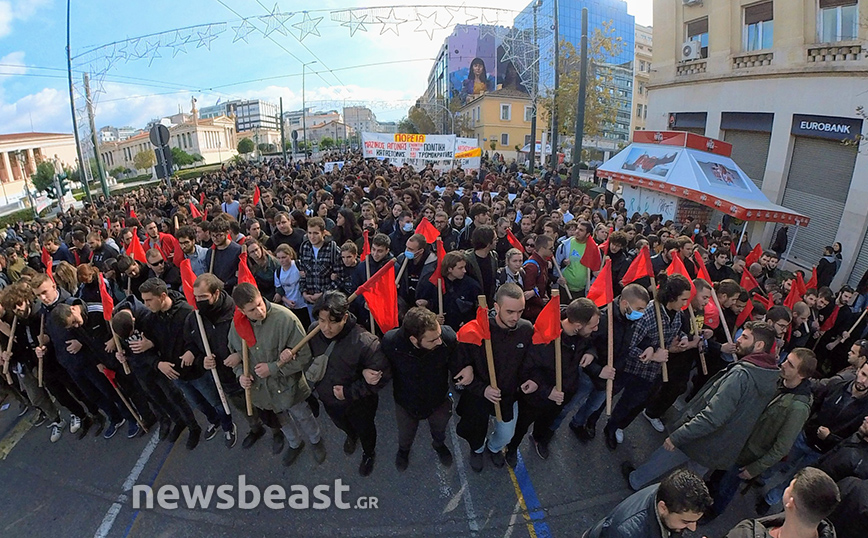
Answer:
[{"xmin": 0, "ymin": 0, "xmax": 652, "ymax": 135}]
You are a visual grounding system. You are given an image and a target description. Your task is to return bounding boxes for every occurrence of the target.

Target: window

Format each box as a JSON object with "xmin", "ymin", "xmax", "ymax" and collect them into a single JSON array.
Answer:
[
  {"xmin": 819, "ymin": 0, "xmax": 858, "ymax": 42},
  {"xmin": 636, "ymin": 104, "xmax": 643, "ymax": 118},
  {"xmin": 500, "ymin": 133, "xmax": 509, "ymax": 146},
  {"xmin": 500, "ymin": 104, "xmax": 512, "ymax": 121},
  {"xmin": 639, "ymin": 60, "xmax": 646, "ymax": 72},
  {"xmin": 476, "ymin": 106, "xmax": 481, "ymax": 123},
  {"xmin": 686, "ymin": 18, "xmax": 709, "ymax": 58},
  {"xmin": 524, "ymin": 105, "xmax": 533, "ymax": 122},
  {"xmin": 639, "ymin": 82, "xmax": 646, "ymax": 95},
  {"xmin": 744, "ymin": 2, "xmax": 774, "ymax": 51}
]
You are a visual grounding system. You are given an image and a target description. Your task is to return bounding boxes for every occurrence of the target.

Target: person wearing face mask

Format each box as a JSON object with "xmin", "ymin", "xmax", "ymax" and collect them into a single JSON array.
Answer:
[
  {"xmin": 559, "ymin": 284, "xmax": 650, "ymax": 442},
  {"xmin": 389, "ymin": 211, "xmax": 415, "ymax": 257},
  {"xmin": 506, "ymin": 298, "xmax": 600, "ymax": 466},
  {"xmin": 395, "ymin": 234, "xmax": 437, "ymax": 313},
  {"xmin": 350, "ymin": 233, "xmax": 394, "ymax": 330}
]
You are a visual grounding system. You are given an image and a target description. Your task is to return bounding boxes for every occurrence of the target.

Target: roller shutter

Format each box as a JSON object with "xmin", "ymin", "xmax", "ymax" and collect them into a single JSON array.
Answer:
[{"xmin": 722, "ymin": 130, "xmax": 771, "ymax": 188}]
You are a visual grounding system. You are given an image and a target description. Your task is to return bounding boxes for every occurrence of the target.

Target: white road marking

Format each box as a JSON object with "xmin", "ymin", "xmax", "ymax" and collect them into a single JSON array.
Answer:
[{"xmin": 448, "ymin": 421, "xmax": 480, "ymax": 533}]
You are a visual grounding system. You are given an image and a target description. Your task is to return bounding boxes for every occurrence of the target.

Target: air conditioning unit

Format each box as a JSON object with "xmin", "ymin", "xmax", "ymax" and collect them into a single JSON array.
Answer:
[
  {"xmin": 681, "ymin": 40, "xmax": 702, "ymax": 61},
  {"xmin": 683, "ymin": 0, "xmax": 703, "ymax": 6}
]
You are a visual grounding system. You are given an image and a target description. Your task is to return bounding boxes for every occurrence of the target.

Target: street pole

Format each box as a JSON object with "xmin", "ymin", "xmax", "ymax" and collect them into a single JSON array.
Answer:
[
  {"xmin": 302, "ymin": 61, "xmax": 318, "ymax": 159},
  {"xmin": 66, "ymin": 0, "xmax": 92, "ymax": 204},
  {"xmin": 528, "ymin": 0, "xmax": 541, "ymax": 175},
  {"xmin": 549, "ymin": 0, "xmax": 560, "ymax": 171},
  {"xmin": 84, "ymin": 73, "xmax": 109, "ymax": 199},
  {"xmin": 279, "ymin": 97, "xmax": 287, "ymax": 166},
  {"xmin": 570, "ymin": 8, "xmax": 589, "ymax": 187}
]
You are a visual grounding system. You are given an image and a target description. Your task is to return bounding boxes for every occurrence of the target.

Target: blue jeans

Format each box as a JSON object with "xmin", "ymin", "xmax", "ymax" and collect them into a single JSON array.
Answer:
[
  {"xmin": 763, "ymin": 431, "xmax": 822, "ymax": 506},
  {"xmin": 550, "ymin": 373, "xmax": 592, "ymax": 431},
  {"xmin": 628, "ymin": 445, "xmax": 708, "ymax": 490},
  {"xmin": 475, "ymin": 401, "xmax": 518, "ymax": 454},
  {"xmin": 712, "ymin": 465, "xmax": 748, "ymax": 516},
  {"xmin": 853, "ymin": 293, "xmax": 868, "ymax": 313},
  {"xmin": 175, "ymin": 375, "xmax": 232, "ymax": 431}
]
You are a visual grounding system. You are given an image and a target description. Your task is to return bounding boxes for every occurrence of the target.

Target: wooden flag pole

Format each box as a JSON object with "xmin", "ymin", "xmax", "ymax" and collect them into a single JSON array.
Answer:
[
  {"xmin": 38, "ymin": 314, "xmax": 45, "ymax": 387},
  {"xmin": 209, "ymin": 248, "xmax": 216, "ymax": 274},
  {"xmin": 110, "ymin": 325, "xmax": 131, "ymax": 375},
  {"xmin": 553, "ymin": 261, "xmax": 573, "ymax": 300},
  {"xmin": 552, "ymin": 289, "xmax": 562, "ymax": 399},
  {"xmin": 438, "ymin": 278, "xmax": 444, "ymax": 317},
  {"xmin": 688, "ymin": 304, "xmax": 708, "ymax": 375},
  {"xmin": 173, "ymin": 215, "xmax": 179, "ymax": 232},
  {"xmin": 649, "ymin": 275, "xmax": 669, "ymax": 382},
  {"xmin": 606, "ymin": 297, "xmax": 615, "ymax": 416},
  {"xmin": 827, "ymin": 309, "xmax": 868, "ymax": 350},
  {"xmin": 366, "ymin": 258, "xmax": 375, "ymax": 334},
  {"xmin": 99, "ymin": 365, "xmax": 148, "ymax": 433},
  {"xmin": 394, "ymin": 257, "xmax": 409, "ymax": 285},
  {"xmin": 194, "ymin": 310, "xmax": 232, "ymax": 415},
  {"xmin": 710, "ymin": 288, "xmax": 734, "ymax": 344},
  {"xmin": 3, "ymin": 317, "xmax": 16, "ymax": 384},
  {"xmin": 241, "ymin": 341, "xmax": 253, "ymax": 417},
  {"xmin": 477, "ymin": 295, "xmax": 502, "ymax": 421}
]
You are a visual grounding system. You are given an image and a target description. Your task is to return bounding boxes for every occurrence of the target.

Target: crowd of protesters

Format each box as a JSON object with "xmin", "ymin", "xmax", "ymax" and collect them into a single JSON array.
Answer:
[{"xmin": 0, "ymin": 151, "xmax": 866, "ymax": 537}]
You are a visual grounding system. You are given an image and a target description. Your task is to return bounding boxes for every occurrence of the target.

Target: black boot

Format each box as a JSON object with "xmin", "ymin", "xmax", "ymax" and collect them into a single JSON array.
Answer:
[{"xmin": 242, "ymin": 427, "xmax": 265, "ymax": 449}]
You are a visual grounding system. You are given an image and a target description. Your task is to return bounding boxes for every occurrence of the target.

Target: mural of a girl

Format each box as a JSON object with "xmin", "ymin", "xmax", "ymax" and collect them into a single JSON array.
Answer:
[{"xmin": 462, "ymin": 57, "xmax": 494, "ymax": 102}]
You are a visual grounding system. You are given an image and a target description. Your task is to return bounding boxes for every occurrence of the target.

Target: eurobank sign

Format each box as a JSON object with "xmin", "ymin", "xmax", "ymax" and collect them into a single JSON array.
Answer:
[{"xmin": 791, "ymin": 114, "xmax": 863, "ymax": 141}]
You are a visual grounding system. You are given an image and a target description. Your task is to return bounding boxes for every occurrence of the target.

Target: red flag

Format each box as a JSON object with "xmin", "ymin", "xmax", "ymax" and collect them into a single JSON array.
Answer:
[
  {"xmin": 237, "ymin": 251, "xmax": 256, "ymax": 286},
  {"xmin": 532, "ymin": 294, "xmax": 562, "ymax": 344},
  {"xmin": 129, "ymin": 208, "xmax": 138, "ymax": 219},
  {"xmin": 783, "ymin": 272, "xmax": 807, "ymax": 309},
  {"xmin": 253, "ymin": 186, "xmax": 261, "ymax": 206},
  {"xmin": 745, "ymin": 243, "xmax": 763, "ymax": 268},
  {"xmin": 753, "ymin": 292, "xmax": 773, "ymax": 310},
  {"xmin": 622, "ymin": 245, "xmax": 654, "ymax": 285},
  {"xmin": 41, "ymin": 247, "xmax": 54, "ymax": 282},
  {"xmin": 693, "ymin": 251, "xmax": 713, "ymax": 284},
  {"xmin": 189, "ymin": 202, "xmax": 202, "ymax": 218},
  {"xmin": 429, "ymin": 239, "xmax": 446, "ymax": 292},
  {"xmin": 736, "ymin": 297, "xmax": 755, "ymax": 328},
  {"xmin": 360, "ymin": 230, "xmax": 371, "ymax": 262},
  {"xmin": 805, "ymin": 267, "xmax": 818, "ymax": 291},
  {"xmin": 729, "ymin": 240, "xmax": 737, "ymax": 256},
  {"xmin": 102, "ymin": 367, "xmax": 119, "ymax": 388},
  {"xmin": 599, "ymin": 238, "xmax": 609, "ymax": 257},
  {"xmin": 233, "ymin": 308, "xmax": 257, "ymax": 347},
  {"xmin": 741, "ymin": 269, "xmax": 761, "ymax": 293},
  {"xmin": 199, "ymin": 192, "xmax": 205, "ymax": 205},
  {"xmin": 820, "ymin": 305, "xmax": 840, "ymax": 332},
  {"xmin": 704, "ymin": 299, "xmax": 721, "ymax": 329},
  {"xmin": 128, "ymin": 227, "xmax": 148, "ymax": 264},
  {"xmin": 506, "ymin": 229, "xmax": 525, "ymax": 254},
  {"xmin": 587, "ymin": 259, "xmax": 614, "ymax": 308},
  {"xmin": 180, "ymin": 259, "xmax": 197, "ymax": 308},
  {"xmin": 667, "ymin": 254, "xmax": 696, "ymax": 309},
  {"xmin": 106, "ymin": 216, "xmax": 111, "ymax": 231},
  {"xmin": 356, "ymin": 259, "xmax": 399, "ymax": 333},
  {"xmin": 414, "ymin": 218, "xmax": 440, "ymax": 244},
  {"xmin": 456, "ymin": 305, "xmax": 492, "ymax": 345},
  {"xmin": 97, "ymin": 273, "xmax": 114, "ymax": 321},
  {"xmin": 580, "ymin": 237, "xmax": 602, "ymax": 272}
]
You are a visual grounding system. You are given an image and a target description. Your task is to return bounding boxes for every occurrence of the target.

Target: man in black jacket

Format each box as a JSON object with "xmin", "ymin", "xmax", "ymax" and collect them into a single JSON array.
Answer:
[
  {"xmin": 817, "ymin": 415, "xmax": 868, "ymax": 482},
  {"xmin": 203, "ymin": 218, "xmax": 241, "ymax": 294},
  {"xmin": 507, "ymin": 298, "xmax": 599, "ymax": 465},
  {"xmin": 381, "ymin": 307, "xmax": 469, "ymax": 471},
  {"xmin": 144, "ymin": 248, "xmax": 182, "ymax": 291},
  {"xmin": 350, "ymin": 233, "xmax": 393, "ymax": 331},
  {"xmin": 584, "ymin": 469, "xmax": 711, "ymax": 538}
]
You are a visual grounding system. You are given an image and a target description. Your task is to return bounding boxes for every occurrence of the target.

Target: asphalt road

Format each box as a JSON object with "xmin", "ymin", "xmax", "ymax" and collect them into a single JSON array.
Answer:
[{"xmin": 0, "ymin": 388, "xmax": 762, "ymax": 538}]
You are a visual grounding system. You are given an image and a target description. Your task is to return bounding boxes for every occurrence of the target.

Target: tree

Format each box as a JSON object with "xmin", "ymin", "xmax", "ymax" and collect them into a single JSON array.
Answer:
[
  {"xmin": 30, "ymin": 161, "xmax": 57, "ymax": 197},
  {"xmin": 320, "ymin": 137, "xmax": 335, "ymax": 150},
  {"xmin": 539, "ymin": 24, "xmax": 624, "ymax": 140},
  {"xmin": 133, "ymin": 150, "xmax": 156, "ymax": 171},
  {"xmin": 397, "ymin": 117, "xmax": 418, "ymax": 134},
  {"xmin": 171, "ymin": 146, "xmax": 197, "ymax": 167},
  {"xmin": 109, "ymin": 166, "xmax": 127, "ymax": 177},
  {"xmin": 191, "ymin": 153, "xmax": 204, "ymax": 163},
  {"xmin": 408, "ymin": 106, "xmax": 437, "ymax": 134},
  {"xmin": 237, "ymin": 137, "xmax": 255, "ymax": 154}
]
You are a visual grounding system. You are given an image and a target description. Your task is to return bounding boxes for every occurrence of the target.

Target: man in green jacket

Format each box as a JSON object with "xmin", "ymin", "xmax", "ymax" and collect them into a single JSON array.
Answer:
[
  {"xmin": 228, "ymin": 283, "xmax": 326, "ymax": 467},
  {"xmin": 706, "ymin": 348, "xmax": 817, "ymax": 519}
]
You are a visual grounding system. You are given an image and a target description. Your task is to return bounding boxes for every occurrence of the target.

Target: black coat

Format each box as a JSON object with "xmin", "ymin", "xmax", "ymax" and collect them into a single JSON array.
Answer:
[
  {"xmin": 586, "ymin": 484, "xmax": 664, "ymax": 538},
  {"xmin": 829, "ymin": 477, "xmax": 868, "ymax": 538},
  {"xmin": 804, "ymin": 376, "xmax": 868, "ymax": 453},
  {"xmin": 586, "ymin": 301, "xmax": 636, "ymax": 391},
  {"xmin": 184, "ymin": 291, "xmax": 238, "ymax": 388},
  {"xmin": 522, "ymin": 328, "xmax": 594, "ymax": 407},
  {"xmin": 725, "ymin": 514, "xmax": 835, "ymax": 538},
  {"xmin": 142, "ymin": 290, "xmax": 203, "ymax": 381}
]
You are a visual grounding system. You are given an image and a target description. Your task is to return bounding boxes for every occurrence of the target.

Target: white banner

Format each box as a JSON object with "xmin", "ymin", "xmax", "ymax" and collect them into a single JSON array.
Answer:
[
  {"xmin": 362, "ymin": 133, "xmax": 457, "ymax": 172},
  {"xmin": 35, "ymin": 195, "xmax": 51, "ymax": 214},
  {"xmin": 323, "ymin": 161, "xmax": 344, "ymax": 173},
  {"xmin": 455, "ymin": 137, "xmax": 480, "ymax": 173}
]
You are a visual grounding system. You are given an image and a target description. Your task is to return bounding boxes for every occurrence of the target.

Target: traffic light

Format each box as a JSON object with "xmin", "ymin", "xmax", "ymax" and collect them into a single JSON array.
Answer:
[{"xmin": 56, "ymin": 169, "xmax": 69, "ymax": 196}]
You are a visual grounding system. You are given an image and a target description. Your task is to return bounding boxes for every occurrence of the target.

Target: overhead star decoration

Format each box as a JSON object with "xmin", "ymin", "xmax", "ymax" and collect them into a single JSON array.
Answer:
[
  {"xmin": 377, "ymin": 7, "xmax": 406, "ymax": 36},
  {"xmin": 445, "ymin": 6, "xmax": 478, "ymax": 27},
  {"xmin": 196, "ymin": 25, "xmax": 220, "ymax": 50},
  {"xmin": 480, "ymin": 9, "xmax": 499, "ymax": 26},
  {"xmin": 232, "ymin": 19, "xmax": 256, "ymax": 43},
  {"xmin": 146, "ymin": 38, "xmax": 162, "ymax": 66},
  {"xmin": 261, "ymin": 2, "xmax": 291, "ymax": 37},
  {"xmin": 166, "ymin": 30, "xmax": 192, "ymax": 57},
  {"xmin": 292, "ymin": 11, "xmax": 323, "ymax": 41},
  {"xmin": 413, "ymin": 10, "xmax": 441, "ymax": 40},
  {"xmin": 340, "ymin": 10, "xmax": 368, "ymax": 37}
]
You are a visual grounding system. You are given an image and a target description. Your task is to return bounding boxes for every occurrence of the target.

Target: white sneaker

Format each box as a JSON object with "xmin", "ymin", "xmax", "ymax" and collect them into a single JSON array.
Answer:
[
  {"xmin": 69, "ymin": 414, "xmax": 82, "ymax": 434},
  {"xmin": 49, "ymin": 419, "xmax": 67, "ymax": 443},
  {"xmin": 615, "ymin": 428, "xmax": 624, "ymax": 444},
  {"xmin": 643, "ymin": 411, "xmax": 665, "ymax": 433}
]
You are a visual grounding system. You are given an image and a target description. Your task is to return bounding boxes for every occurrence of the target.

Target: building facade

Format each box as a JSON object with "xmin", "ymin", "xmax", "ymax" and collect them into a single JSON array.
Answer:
[
  {"xmin": 649, "ymin": 0, "xmax": 867, "ymax": 288},
  {"xmin": 632, "ymin": 24, "xmax": 653, "ymax": 134},
  {"xmin": 343, "ymin": 106, "xmax": 379, "ymax": 134},
  {"xmin": 200, "ymin": 99, "xmax": 280, "ymax": 132},
  {"xmin": 0, "ymin": 132, "xmax": 78, "ymax": 201},
  {"xmin": 458, "ymin": 88, "xmax": 533, "ymax": 161}
]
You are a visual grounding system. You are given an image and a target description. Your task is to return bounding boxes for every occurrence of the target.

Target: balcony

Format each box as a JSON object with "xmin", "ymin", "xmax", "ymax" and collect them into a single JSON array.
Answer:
[
  {"xmin": 676, "ymin": 60, "xmax": 707, "ymax": 76},
  {"xmin": 807, "ymin": 43, "xmax": 863, "ymax": 63},
  {"xmin": 732, "ymin": 51, "xmax": 774, "ymax": 69}
]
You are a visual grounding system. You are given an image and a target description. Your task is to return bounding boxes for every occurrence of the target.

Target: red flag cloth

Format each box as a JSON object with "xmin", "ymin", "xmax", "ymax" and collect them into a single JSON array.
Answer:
[
  {"xmin": 97, "ymin": 273, "xmax": 114, "ymax": 321},
  {"xmin": 820, "ymin": 305, "xmax": 840, "ymax": 332},
  {"xmin": 237, "ymin": 251, "xmax": 256, "ymax": 286},
  {"xmin": 360, "ymin": 230, "xmax": 370, "ymax": 261},
  {"xmin": 703, "ymin": 299, "xmax": 721, "ymax": 329},
  {"xmin": 199, "ymin": 192, "xmax": 205, "ymax": 205},
  {"xmin": 587, "ymin": 259, "xmax": 614, "ymax": 308},
  {"xmin": 532, "ymin": 294, "xmax": 562, "ymax": 344},
  {"xmin": 805, "ymin": 267, "xmax": 818, "ymax": 290},
  {"xmin": 506, "ymin": 228, "xmax": 525, "ymax": 254},
  {"xmin": 693, "ymin": 251, "xmax": 713, "ymax": 284},
  {"xmin": 783, "ymin": 273, "xmax": 807, "ymax": 309},
  {"xmin": 180, "ymin": 259, "xmax": 197, "ymax": 308},
  {"xmin": 753, "ymin": 293, "xmax": 773, "ymax": 310},
  {"xmin": 356, "ymin": 259, "xmax": 399, "ymax": 333},
  {"xmin": 736, "ymin": 297, "xmax": 755, "ymax": 328},
  {"xmin": 666, "ymin": 254, "xmax": 696, "ymax": 309},
  {"xmin": 741, "ymin": 269, "xmax": 761, "ymax": 293},
  {"xmin": 745, "ymin": 243, "xmax": 763, "ymax": 268},
  {"xmin": 106, "ymin": 216, "xmax": 111, "ymax": 231},
  {"xmin": 622, "ymin": 245, "xmax": 654, "ymax": 285},
  {"xmin": 102, "ymin": 367, "xmax": 118, "ymax": 388},
  {"xmin": 41, "ymin": 247, "xmax": 54, "ymax": 282},
  {"xmin": 580, "ymin": 237, "xmax": 603, "ymax": 272},
  {"xmin": 600, "ymin": 238, "xmax": 609, "ymax": 257},
  {"xmin": 189, "ymin": 202, "xmax": 202, "ymax": 218},
  {"xmin": 414, "ymin": 218, "xmax": 440, "ymax": 244},
  {"xmin": 429, "ymin": 239, "xmax": 446, "ymax": 292},
  {"xmin": 456, "ymin": 305, "xmax": 492, "ymax": 345},
  {"xmin": 128, "ymin": 227, "xmax": 149, "ymax": 264},
  {"xmin": 253, "ymin": 186, "xmax": 261, "ymax": 206},
  {"xmin": 129, "ymin": 209, "xmax": 138, "ymax": 219},
  {"xmin": 233, "ymin": 308, "xmax": 257, "ymax": 347}
]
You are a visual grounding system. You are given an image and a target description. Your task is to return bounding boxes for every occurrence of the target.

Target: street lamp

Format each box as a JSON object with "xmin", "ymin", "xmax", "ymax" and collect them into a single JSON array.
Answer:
[{"xmin": 302, "ymin": 61, "xmax": 318, "ymax": 158}]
